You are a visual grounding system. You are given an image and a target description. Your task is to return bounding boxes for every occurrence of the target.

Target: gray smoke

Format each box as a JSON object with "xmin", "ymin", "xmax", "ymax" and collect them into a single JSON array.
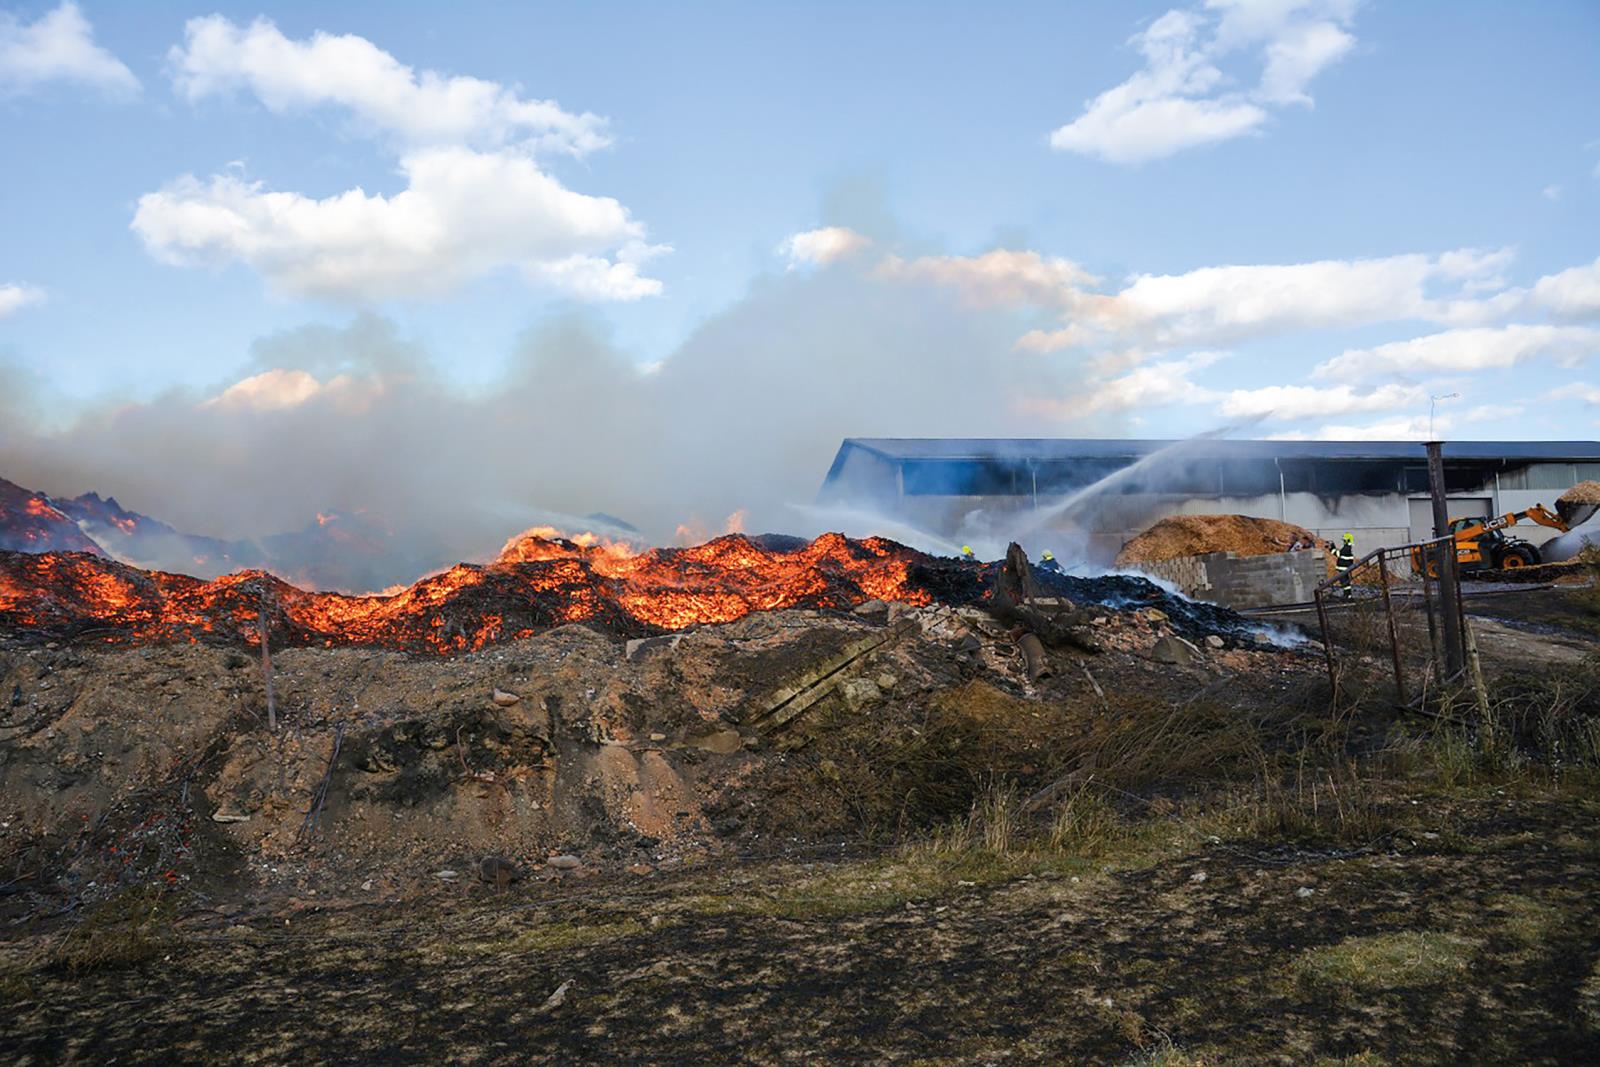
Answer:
[{"xmin": 0, "ymin": 255, "xmax": 1126, "ymax": 587}]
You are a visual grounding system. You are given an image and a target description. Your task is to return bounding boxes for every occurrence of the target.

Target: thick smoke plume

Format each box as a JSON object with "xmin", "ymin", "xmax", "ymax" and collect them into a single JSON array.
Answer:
[{"xmin": 0, "ymin": 259, "xmax": 1125, "ymax": 588}]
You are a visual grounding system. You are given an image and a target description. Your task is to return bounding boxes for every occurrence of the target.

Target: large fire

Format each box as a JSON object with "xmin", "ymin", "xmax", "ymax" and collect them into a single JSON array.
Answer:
[{"xmin": 0, "ymin": 532, "xmax": 986, "ymax": 655}]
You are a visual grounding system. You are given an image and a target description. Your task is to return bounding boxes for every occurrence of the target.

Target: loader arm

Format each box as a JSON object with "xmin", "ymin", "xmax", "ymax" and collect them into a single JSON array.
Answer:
[{"xmin": 1451, "ymin": 505, "xmax": 1571, "ymax": 543}]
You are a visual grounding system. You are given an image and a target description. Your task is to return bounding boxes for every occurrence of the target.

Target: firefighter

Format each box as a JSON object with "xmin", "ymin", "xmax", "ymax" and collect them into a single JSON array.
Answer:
[
  {"xmin": 960, "ymin": 545, "xmax": 977, "ymax": 563},
  {"xmin": 1335, "ymin": 532, "xmax": 1356, "ymax": 597},
  {"xmin": 1037, "ymin": 549, "xmax": 1063, "ymax": 574}
]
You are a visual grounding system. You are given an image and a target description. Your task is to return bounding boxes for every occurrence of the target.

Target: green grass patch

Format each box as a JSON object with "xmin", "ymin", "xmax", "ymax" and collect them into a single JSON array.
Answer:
[
  {"xmin": 1292, "ymin": 930, "xmax": 1479, "ymax": 996},
  {"xmin": 1486, "ymin": 893, "xmax": 1562, "ymax": 947},
  {"xmin": 450, "ymin": 918, "xmax": 644, "ymax": 957}
]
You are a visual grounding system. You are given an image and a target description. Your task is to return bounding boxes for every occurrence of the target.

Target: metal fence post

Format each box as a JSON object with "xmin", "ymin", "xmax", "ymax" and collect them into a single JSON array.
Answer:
[
  {"xmin": 1315, "ymin": 587, "xmax": 1338, "ymax": 701},
  {"xmin": 1377, "ymin": 551, "xmax": 1405, "ymax": 705}
]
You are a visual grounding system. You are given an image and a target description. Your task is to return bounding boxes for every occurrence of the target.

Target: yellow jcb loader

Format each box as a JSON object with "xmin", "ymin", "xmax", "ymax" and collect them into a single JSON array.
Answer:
[{"xmin": 1412, "ymin": 500, "xmax": 1597, "ymax": 577}]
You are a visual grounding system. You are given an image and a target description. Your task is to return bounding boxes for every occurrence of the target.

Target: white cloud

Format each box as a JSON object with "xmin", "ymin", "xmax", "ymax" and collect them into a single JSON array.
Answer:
[
  {"xmin": 1528, "ymin": 257, "xmax": 1600, "ymax": 320},
  {"xmin": 1298, "ymin": 415, "xmax": 1436, "ymax": 441},
  {"xmin": 202, "ymin": 366, "xmax": 388, "ymax": 414},
  {"xmin": 142, "ymin": 21, "xmax": 660, "ymax": 303},
  {"xmin": 170, "ymin": 15, "xmax": 604, "ymax": 155},
  {"xmin": 203, "ymin": 368, "xmax": 328, "ymax": 411},
  {"xmin": 0, "ymin": 2, "xmax": 138, "ymax": 95},
  {"xmin": 523, "ymin": 240, "xmax": 669, "ymax": 302},
  {"xmin": 1049, "ymin": 0, "xmax": 1357, "ymax": 163},
  {"xmin": 1545, "ymin": 383, "xmax": 1600, "ymax": 406},
  {"xmin": 1218, "ymin": 382, "xmax": 1426, "ymax": 420},
  {"xmin": 1257, "ymin": 17, "xmax": 1355, "ymax": 105},
  {"xmin": 133, "ymin": 147, "xmax": 658, "ymax": 302},
  {"xmin": 1114, "ymin": 250, "xmax": 1513, "ymax": 344},
  {"xmin": 0, "ymin": 283, "xmax": 45, "ymax": 318},
  {"xmin": 876, "ymin": 250, "xmax": 1099, "ymax": 312},
  {"xmin": 1314, "ymin": 324, "xmax": 1600, "ymax": 381},
  {"xmin": 1291, "ymin": 400, "xmax": 1523, "ymax": 442},
  {"xmin": 1025, "ymin": 350, "xmax": 1226, "ymax": 417},
  {"xmin": 1460, "ymin": 403, "xmax": 1524, "ymax": 423},
  {"xmin": 1542, "ymin": 184, "xmax": 1563, "ymax": 202},
  {"xmin": 779, "ymin": 227, "xmax": 872, "ymax": 269},
  {"xmin": 886, "ymin": 246, "xmax": 1515, "ymax": 350},
  {"xmin": 862, "ymin": 240, "xmax": 1600, "ymax": 429}
]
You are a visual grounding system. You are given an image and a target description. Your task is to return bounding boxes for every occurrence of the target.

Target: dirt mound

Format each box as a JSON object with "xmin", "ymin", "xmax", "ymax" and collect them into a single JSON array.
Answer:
[
  {"xmin": 1557, "ymin": 481, "xmax": 1600, "ymax": 524},
  {"xmin": 0, "ymin": 601, "xmax": 1311, "ymax": 911},
  {"xmin": 1116, "ymin": 514, "xmax": 1319, "ymax": 566}
]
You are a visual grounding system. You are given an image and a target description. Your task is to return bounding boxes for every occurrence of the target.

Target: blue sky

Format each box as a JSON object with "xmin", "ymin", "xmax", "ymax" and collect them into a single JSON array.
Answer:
[{"xmin": 1, "ymin": 1, "xmax": 1598, "ymax": 545}]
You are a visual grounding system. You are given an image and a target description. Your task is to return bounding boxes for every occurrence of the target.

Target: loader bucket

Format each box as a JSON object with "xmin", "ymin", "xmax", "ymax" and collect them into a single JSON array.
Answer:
[{"xmin": 1556, "ymin": 499, "xmax": 1599, "ymax": 528}]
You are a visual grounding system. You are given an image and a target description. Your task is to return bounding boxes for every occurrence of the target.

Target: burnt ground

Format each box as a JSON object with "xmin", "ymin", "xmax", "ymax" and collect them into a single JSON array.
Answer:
[
  {"xmin": 2, "ymin": 581, "xmax": 1598, "ymax": 1063},
  {"xmin": 5, "ymin": 792, "xmax": 1599, "ymax": 1065}
]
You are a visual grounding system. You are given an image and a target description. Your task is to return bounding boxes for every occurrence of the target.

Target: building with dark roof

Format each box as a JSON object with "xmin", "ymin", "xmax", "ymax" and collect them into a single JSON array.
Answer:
[{"xmin": 817, "ymin": 438, "xmax": 1600, "ymax": 561}]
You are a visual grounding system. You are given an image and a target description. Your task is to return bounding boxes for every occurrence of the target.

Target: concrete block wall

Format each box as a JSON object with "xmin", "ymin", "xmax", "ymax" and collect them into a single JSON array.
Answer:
[{"xmin": 1129, "ymin": 549, "xmax": 1326, "ymax": 609}]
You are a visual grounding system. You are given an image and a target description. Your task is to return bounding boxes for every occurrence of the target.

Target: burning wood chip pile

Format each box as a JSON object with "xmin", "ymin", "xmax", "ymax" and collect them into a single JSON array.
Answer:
[{"xmin": 0, "ymin": 532, "xmax": 1270, "ymax": 654}]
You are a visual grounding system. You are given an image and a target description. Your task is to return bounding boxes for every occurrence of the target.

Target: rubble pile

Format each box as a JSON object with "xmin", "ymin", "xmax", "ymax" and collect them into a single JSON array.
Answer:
[{"xmin": 1115, "ymin": 514, "xmax": 1320, "ymax": 566}]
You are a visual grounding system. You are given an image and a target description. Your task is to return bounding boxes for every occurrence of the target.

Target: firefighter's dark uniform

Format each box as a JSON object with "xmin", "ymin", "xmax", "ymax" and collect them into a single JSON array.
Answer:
[{"xmin": 1335, "ymin": 537, "xmax": 1355, "ymax": 597}]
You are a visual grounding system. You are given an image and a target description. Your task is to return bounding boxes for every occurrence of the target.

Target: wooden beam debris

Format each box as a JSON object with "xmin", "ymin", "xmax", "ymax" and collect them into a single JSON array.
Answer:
[{"xmin": 741, "ymin": 620, "xmax": 917, "ymax": 733}]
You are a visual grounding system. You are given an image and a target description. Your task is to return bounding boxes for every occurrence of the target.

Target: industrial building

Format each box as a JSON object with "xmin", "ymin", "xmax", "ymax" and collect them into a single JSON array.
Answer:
[{"xmin": 817, "ymin": 438, "xmax": 1600, "ymax": 562}]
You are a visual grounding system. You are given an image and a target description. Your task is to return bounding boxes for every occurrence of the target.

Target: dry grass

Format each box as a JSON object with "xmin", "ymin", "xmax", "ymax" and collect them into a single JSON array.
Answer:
[
  {"xmin": 1579, "ymin": 956, "xmax": 1600, "ymax": 1034},
  {"xmin": 44, "ymin": 884, "xmax": 177, "ymax": 974},
  {"xmin": 1242, "ymin": 760, "xmax": 1394, "ymax": 846},
  {"xmin": 449, "ymin": 919, "xmax": 645, "ymax": 957}
]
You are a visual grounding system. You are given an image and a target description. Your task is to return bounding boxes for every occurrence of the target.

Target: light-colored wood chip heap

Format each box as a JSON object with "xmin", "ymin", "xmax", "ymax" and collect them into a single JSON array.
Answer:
[{"xmin": 1115, "ymin": 514, "xmax": 1321, "ymax": 565}]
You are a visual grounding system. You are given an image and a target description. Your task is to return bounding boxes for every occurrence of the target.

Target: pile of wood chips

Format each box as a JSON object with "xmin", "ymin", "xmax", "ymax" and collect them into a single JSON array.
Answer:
[
  {"xmin": 1556, "ymin": 480, "xmax": 1600, "ymax": 523},
  {"xmin": 1115, "ymin": 514, "xmax": 1321, "ymax": 566}
]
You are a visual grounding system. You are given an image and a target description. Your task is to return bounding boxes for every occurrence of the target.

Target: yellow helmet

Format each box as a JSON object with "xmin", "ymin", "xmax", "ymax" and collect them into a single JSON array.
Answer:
[
  {"xmin": 961, "ymin": 545, "xmax": 974, "ymax": 555},
  {"xmin": 1041, "ymin": 550, "xmax": 1054, "ymax": 560},
  {"xmin": 1343, "ymin": 532, "xmax": 1354, "ymax": 543}
]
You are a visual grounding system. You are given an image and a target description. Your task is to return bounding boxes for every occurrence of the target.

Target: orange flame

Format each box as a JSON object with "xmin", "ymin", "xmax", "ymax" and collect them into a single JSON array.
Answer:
[{"xmin": 0, "ymin": 532, "xmax": 974, "ymax": 655}]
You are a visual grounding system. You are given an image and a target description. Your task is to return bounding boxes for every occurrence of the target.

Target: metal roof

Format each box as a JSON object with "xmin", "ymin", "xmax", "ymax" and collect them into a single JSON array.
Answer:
[{"xmin": 836, "ymin": 438, "xmax": 1600, "ymax": 464}]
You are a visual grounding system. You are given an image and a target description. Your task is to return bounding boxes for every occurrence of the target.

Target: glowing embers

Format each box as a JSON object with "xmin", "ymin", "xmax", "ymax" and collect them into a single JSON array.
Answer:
[{"xmin": 0, "ymin": 533, "xmax": 962, "ymax": 654}]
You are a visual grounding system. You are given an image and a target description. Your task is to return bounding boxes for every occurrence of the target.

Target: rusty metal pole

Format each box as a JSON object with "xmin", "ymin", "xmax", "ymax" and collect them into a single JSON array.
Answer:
[
  {"xmin": 1426, "ymin": 441, "xmax": 1464, "ymax": 677},
  {"xmin": 1314, "ymin": 587, "xmax": 1338, "ymax": 700},
  {"xmin": 1377, "ymin": 552, "xmax": 1405, "ymax": 704},
  {"xmin": 258, "ymin": 585, "xmax": 277, "ymax": 732},
  {"xmin": 1419, "ymin": 545, "xmax": 1441, "ymax": 680}
]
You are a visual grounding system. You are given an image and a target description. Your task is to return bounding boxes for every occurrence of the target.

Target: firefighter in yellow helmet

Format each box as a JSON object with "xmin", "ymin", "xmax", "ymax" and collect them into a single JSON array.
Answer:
[
  {"xmin": 1038, "ymin": 549, "xmax": 1062, "ymax": 575},
  {"xmin": 960, "ymin": 545, "xmax": 977, "ymax": 562},
  {"xmin": 1335, "ymin": 532, "xmax": 1356, "ymax": 598}
]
